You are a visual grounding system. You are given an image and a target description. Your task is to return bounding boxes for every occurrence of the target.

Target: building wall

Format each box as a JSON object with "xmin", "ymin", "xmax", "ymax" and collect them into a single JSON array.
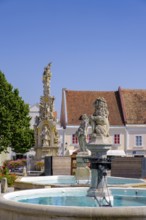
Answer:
[
  {"xmin": 126, "ymin": 126, "xmax": 146, "ymax": 155},
  {"xmin": 61, "ymin": 125, "xmax": 146, "ymax": 156},
  {"xmin": 29, "ymin": 104, "xmax": 39, "ymax": 129},
  {"xmin": 62, "ymin": 126, "xmax": 126, "ymax": 154},
  {"xmin": 109, "ymin": 126, "xmax": 126, "ymax": 150}
]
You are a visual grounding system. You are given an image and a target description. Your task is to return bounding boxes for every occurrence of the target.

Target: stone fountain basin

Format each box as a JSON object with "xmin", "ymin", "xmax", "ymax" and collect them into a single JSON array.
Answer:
[
  {"xmin": 1, "ymin": 187, "xmax": 146, "ymax": 220},
  {"xmin": 14, "ymin": 175, "xmax": 90, "ymax": 190},
  {"xmin": 14, "ymin": 175, "xmax": 146, "ymax": 190}
]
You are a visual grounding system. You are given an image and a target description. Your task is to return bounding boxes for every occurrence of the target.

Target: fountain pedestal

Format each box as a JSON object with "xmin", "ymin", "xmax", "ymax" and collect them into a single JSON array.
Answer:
[
  {"xmin": 76, "ymin": 152, "xmax": 91, "ymax": 184},
  {"xmin": 86, "ymin": 143, "xmax": 113, "ymax": 206}
]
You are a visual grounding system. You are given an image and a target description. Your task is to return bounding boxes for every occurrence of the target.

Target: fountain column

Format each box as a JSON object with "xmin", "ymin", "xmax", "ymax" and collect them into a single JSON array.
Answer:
[
  {"xmin": 86, "ymin": 97, "xmax": 113, "ymax": 205},
  {"xmin": 86, "ymin": 144, "xmax": 111, "ymax": 198}
]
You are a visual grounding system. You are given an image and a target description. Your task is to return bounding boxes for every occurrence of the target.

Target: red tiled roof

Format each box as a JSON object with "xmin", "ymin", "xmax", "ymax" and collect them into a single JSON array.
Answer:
[
  {"xmin": 65, "ymin": 90, "xmax": 124, "ymax": 126},
  {"xmin": 120, "ymin": 89, "xmax": 146, "ymax": 124}
]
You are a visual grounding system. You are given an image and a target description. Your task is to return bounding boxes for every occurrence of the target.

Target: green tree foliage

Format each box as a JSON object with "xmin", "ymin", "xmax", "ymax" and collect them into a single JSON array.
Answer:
[{"xmin": 0, "ymin": 71, "xmax": 34, "ymax": 154}]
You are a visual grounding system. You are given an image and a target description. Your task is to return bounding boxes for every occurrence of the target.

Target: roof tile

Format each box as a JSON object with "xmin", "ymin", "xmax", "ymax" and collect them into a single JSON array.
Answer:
[
  {"xmin": 65, "ymin": 90, "xmax": 124, "ymax": 126},
  {"xmin": 120, "ymin": 89, "xmax": 146, "ymax": 124}
]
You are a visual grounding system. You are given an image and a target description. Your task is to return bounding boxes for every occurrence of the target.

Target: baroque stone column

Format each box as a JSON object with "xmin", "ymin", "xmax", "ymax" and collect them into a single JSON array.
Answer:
[{"xmin": 34, "ymin": 63, "xmax": 59, "ymax": 160}]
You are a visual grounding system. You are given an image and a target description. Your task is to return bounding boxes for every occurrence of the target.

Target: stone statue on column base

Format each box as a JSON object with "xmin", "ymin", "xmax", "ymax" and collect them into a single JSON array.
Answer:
[
  {"xmin": 89, "ymin": 97, "xmax": 111, "ymax": 145},
  {"xmin": 41, "ymin": 125, "xmax": 50, "ymax": 147},
  {"xmin": 76, "ymin": 114, "xmax": 91, "ymax": 156},
  {"xmin": 75, "ymin": 114, "xmax": 91, "ymax": 182}
]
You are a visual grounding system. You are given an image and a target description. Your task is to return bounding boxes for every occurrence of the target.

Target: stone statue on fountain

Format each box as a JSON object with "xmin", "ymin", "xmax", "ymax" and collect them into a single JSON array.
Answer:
[
  {"xmin": 89, "ymin": 97, "xmax": 111, "ymax": 144},
  {"xmin": 75, "ymin": 114, "xmax": 91, "ymax": 182},
  {"xmin": 76, "ymin": 97, "xmax": 111, "ymax": 153},
  {"xmin": 75, "ymin": 114, "xmax": 89, "ymax": 154},
  {"xmin": 76, "ymin": 97, "xmax": 113, "ymax": 205}
]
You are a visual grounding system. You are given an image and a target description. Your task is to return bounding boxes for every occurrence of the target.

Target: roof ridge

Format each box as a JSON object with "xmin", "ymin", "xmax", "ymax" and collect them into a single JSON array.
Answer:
[
  {"xmin": 66, "ymin": 89, "xmax": 116, "ymax": 93},
  {"xmin": 120, "ymin": 88, "xmax": 146, "ymax": 91}
]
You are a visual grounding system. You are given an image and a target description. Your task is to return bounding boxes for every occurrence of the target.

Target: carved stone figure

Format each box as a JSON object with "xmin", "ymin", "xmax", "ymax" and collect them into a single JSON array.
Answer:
[
  {"xmin": 49, "ymin": 97, "xmax": 55, "ymax": 119},
  {"xmin": 54, "ymin": 127, "xmax": 59, "ymax": 144},
  {"xmin": 43, "ymin": 63, "xmax": 52, "ymax": 96},
  {"xmin": 39, "ymin": 97, "xmax": 45, "ymax": 120},
  {"xmin": 89, "ymin": 97, "xmax": 110, "ymax": 140},
  {"xmin": 76, "ymin": 114, "xmax": 89, "ymax": 152},
  {"xmin": 42, "ymin": 125, "xmax": 50, "ymax": 147}
]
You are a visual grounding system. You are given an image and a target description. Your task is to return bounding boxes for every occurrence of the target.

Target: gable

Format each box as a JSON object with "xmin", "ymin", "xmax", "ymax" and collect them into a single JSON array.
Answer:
[{"xmin": 29, "ymin": 103, "xmax": 39, "ymax": 112}]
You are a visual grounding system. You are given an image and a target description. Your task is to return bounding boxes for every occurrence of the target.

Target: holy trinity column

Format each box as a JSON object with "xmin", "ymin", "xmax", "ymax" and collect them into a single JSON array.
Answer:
[{"xmin": 34, "ymin": 63, "xmax": 59, "ymax": 160}]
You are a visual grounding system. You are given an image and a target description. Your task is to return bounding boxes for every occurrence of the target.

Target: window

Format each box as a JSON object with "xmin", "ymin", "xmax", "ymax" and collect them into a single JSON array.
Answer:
[
  {"xmin": 114, "ymin": 134, "xmax": 120, "ymax": 144},
  {"xmin": 72, "ymin": 134, "xmax": 78, "ymax": 144},
  {"xmin": 135, "ymin": 136, "xmax": 142, "ymax": 146}
]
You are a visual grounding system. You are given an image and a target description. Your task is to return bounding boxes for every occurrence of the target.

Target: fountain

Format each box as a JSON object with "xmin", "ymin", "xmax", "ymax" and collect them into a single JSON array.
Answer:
[
  {"xmin": 75, "ymin": 97, "xmax": 113, "ymax": 206},
  {"xmin": 1, "ymin": 98, "xmax": 146, "ymax": 219}
]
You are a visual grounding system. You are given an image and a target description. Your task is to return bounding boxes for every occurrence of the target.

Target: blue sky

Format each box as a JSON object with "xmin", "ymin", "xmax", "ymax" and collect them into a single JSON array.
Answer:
[{"xmin": 0, "ymin": 0, "xmax": 146, "ymax": 117}]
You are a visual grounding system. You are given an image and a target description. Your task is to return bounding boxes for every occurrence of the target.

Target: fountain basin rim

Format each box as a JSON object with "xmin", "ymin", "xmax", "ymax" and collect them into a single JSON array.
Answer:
[
  {"xmin": 3, "ymin": 187, "xmax": 146, "ymax": 206},
  {"xmin": 1, "ymin": 188, "xmax": 146, "ymax": 219},
  {"xmin": 1, "ymin": 190, "xmax": 146, "ymax": 217},
  {"xmin": 87, "ymin": 144, "xmax": 112, "ymax": 148},
  {"xmin": 14, "ymin": 175, "xmax": 146, "ymax": 191}
]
